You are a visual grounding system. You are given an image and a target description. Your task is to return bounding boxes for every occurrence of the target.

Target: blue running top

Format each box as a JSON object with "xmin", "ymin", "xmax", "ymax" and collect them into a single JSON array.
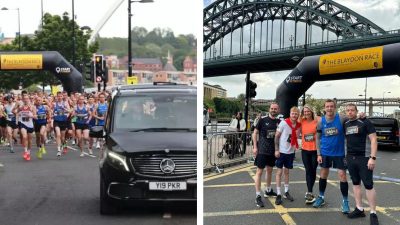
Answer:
[
  {"xmin": 75, "ymin": 105, "xmax": 89, "ymax": 124},
  {"xmin": 53, "ymin": 102, "xmax": 68, "ymax": 122},
  {"xmin": 320, "ymin": 114, "xmax": 345, "ymax": 156},
  {"xmin": 36, "ymin": 105, "xmax": 47, "ymax": 124},
  {"xmin": 96, "ymin": 103, "xmax": 108, "ymax": 126}
]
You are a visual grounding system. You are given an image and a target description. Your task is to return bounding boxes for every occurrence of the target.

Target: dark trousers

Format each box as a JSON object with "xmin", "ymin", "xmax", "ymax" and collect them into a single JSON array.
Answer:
[{"xmin": 302, "ymin": 150, "xmax": 318, "ymax": 193}]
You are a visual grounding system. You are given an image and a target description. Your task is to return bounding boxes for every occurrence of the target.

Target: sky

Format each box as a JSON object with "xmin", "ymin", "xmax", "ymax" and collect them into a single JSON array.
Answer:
[
  {"xmin": 0, "ymin": 0, "xmax": 199, "ymax": 38},
  {"xmin": 203, "ymin": 0, "xmax": 400, "ymax": 114}
]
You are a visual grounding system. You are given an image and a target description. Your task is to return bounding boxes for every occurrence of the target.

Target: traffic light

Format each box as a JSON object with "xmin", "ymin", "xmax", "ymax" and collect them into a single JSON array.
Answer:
[
  {"xmin": 249, "ymin": 80, "xmax": 257, "ymax": 98},
  {"xmin": 94, "ymin": 55, "xmax": 104, "ymax": 83}
]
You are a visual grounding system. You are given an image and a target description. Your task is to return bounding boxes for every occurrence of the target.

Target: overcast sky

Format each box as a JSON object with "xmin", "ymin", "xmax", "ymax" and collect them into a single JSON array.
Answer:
[
  {"xmin": 0, "ymin": 0, "xmax": 199, "ymax": 38},
  {"xmin": 204, "ymin": 0, "xmax": 400, "ymax": 114}
]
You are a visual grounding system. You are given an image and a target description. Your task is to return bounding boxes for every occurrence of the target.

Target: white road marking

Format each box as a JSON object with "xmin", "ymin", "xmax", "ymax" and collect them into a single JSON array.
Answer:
[{"xmin": 67, "ymin": 146, "xmax": 96, "ymax": 158}]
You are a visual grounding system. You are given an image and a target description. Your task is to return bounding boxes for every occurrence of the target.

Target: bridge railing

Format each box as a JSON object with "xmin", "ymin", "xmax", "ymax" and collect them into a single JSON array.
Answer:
[
  {"xmin": 204, "ymin": 29, "xmax": 400, "ymax": 61},
  {"xmin": 203, "ymin": 131, "xmax": 254, "ymax": 174}
]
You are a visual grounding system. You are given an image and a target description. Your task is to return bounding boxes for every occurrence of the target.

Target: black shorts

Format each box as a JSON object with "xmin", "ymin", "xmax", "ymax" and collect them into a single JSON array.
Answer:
[
  {"xmin": 75, "ymin": 123, "xmax": 89, "ymax": 130},
  {"xmin": 320, "ymin": 155, "xmax": 347, "ymax": 170},
  {"xmin": 0, "ymin": 117, "xmax": 7, "ymax": 127},
  {"xmin": 7, "ymin": 120, "xmax": 18, "ymax": 129},
  {"xmin": 53, "ymin": 121, "xmax": 68, "ymax": 131},
  {"xmin": 347, "ymin": 155, "xmax": 374, "ymax": 189},
  {"xmin": 34, "ymin": 123, "xmax": 47, "ymax": 133},
  {"xmin": 254, "ymin": 154, "xmax": 276, "ymax": 169},
  {"xmin": 276, "ymin": 153, "xmax": 295, "ymax": 169},
  {"xmin": 19, "ymin": 123, "xmax": 34, "ymax": 133}
]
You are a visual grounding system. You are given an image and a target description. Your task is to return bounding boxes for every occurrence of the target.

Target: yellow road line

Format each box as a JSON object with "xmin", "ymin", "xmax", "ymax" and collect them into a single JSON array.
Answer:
[
  {"xmin": 204, "ymin": 165, "xmax": 253, "ymax": 182},
  {"xmin": 204, "ymin": 206, "xmax": 400, "ymax": 217},
  {"xmin": 248, "ymin": 169, "xmax": 297, "ymax": 225}
]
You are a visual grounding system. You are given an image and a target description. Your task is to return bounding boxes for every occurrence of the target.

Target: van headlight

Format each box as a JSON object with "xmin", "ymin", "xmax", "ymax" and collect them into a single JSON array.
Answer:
[{"xmin": 106, "ymin": 149, "xmax": 130, "ymax": 172}]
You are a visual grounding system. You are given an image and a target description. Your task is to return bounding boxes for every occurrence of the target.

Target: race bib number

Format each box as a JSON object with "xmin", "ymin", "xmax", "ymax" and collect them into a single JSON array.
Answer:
[
  {"xmin": 324, "ymin": 127, "xmax": 338, "ymax": 136},
  {"xmin": 266, "ymin": 130, "xmax": 276, "ymax": 139},
  {"xmin": 304, "ymin": 133, "xmax": 314, "ymax": 142},
  {"xmin": 37, "ymin": 114, "xmax": 46, "ymax": 120},
  {"xmin": 346, "ymin": 126, "xmax": 359, "ymax": 135}
]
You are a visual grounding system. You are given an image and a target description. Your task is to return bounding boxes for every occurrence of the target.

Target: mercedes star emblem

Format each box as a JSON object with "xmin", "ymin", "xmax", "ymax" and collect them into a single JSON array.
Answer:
[{"xmin": 160, "ymin": 159, "xmax": 175, "ymax": 174}]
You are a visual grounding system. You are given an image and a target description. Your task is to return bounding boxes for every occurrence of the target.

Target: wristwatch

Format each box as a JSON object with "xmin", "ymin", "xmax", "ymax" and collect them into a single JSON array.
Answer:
[{"xmin": 369, "ymin": 156, "xmax": 376, "ymax": 160}]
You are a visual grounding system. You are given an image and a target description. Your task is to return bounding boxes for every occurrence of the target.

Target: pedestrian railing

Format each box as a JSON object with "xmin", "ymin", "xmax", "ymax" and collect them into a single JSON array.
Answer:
[{"xmin": 203, "ymin": 131, "xmax": 254, "ymax": 174}]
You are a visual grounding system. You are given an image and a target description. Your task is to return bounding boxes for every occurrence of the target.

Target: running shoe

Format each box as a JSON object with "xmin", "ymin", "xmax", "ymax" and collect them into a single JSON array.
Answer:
[
  {"xmin": 284, "ymin": 192, "xmax": 294, "ymax": 201},
  {"xmin": 80, "ymin": 153, "xmax": 85, "ymax": 157},
  {"xmin": 9, "ymin": 146, "xmax": 14, "ymax": 153},
  {"xmin": 370, "ymin": 213, "xmax": 379, "ymax": 225},
  {"xmin": 36, "ymin": 149, "xmax": 43, "ymax": 159},
  {"xmin": 72, "ymin": 139, "xmax": 76, "ymax": 145},
  {"xmin": 305, "ymin": 193, "xmax": 316, "ymax": 204},
  {"xmin": 313, "ymin": 196, "xmax": 325, "ymax": 208},
  {"xmin": 255, "ymin": 195, "xmax": 264, "ymax": 208},
  {"xmin": 96, "ymin": 141, "xmax": 100, "ymax": 149},
  {"xmin": 23, "ymin": 151, "xmax": 28, "ymax": 160},
  {"xmin": 57, "ymin": 151, "xmax": 61, "ymax": 158},
  {"xmin": 264, "ymin": 189, "xmax": 278, "ymax": 198},
  {"xmin": 347, "ymin": 207, "xmax": 366, "ymax": 219},
  {"xmin": 341, "ymin": 199, "xmax": 350, "ymax": 214},
  {"xmin": 41, "ymin": 146, "xmax": 47, "ymax": 155},
  {"xmin": 26, "ymin": 152, "xmax": 31, "ymax": 161},
  {"xmin": 275, "ymin": 195, "xmax": 283, "ymax": 205},
  {"xmin": 88, "ymin": 148, "xmax": 93, "ymax": 155},
  {"xmin": 62, "ymin": 144, "xmax": 68, "ymax": 154}
]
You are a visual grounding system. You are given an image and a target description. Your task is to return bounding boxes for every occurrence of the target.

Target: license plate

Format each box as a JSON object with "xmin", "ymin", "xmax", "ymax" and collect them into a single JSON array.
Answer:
[
  {"xmin": 377, "ymin": 136, "xmax": 386, "ymax": 140},
  {"xmin": 149, "ymin": 182, "xmax": 187, "ymax": 191}
]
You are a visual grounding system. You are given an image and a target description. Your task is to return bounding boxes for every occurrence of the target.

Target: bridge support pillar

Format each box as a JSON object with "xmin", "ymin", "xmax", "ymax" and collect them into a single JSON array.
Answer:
[{"xmin": 368, "ymin": 97, "xmax": 373, "ymax": 116}]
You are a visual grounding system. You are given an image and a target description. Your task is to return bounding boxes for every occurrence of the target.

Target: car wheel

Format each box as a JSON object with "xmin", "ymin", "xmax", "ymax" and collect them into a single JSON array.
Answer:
[{"xmin": 100, "ymin": 176, "xmax": 117, "ymax": 215}]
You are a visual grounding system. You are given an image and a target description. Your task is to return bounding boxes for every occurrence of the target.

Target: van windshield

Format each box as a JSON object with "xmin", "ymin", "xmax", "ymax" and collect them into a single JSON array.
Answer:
[
  {"xmin": 113, "ymin": 94, "xmax": 196, "ymax": 131},
  {"xmin": 369, "ymin": 118, "xmax": 397, "ymax": 127}
]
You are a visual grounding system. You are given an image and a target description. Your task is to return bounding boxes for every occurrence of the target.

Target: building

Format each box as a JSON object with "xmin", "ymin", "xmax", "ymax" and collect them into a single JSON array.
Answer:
[
  {"xmin": 394, "ymin": 109, "xmax": 400, "ymax": 122},
  {"xmin": 183, "ymin": 56, "xmax": 197, "ymax": 73},
  {"xmin": 204, "ymin": 83, "xmax": 227, "ymax": 99},
  {"xmin": 132, "ymin": 58, "xmax": 163, "ymax": 72},
  {"xmin": 105, "ymin": 55, "xmax": 120, "ymax": 69}
]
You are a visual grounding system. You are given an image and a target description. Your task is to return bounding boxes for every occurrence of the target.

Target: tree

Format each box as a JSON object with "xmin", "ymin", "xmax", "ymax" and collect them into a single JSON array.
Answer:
[
  {"xmin": 0, "ymin": 12, "xmax": 98, "ymax": 90},
  {"xmin": 305, "ymin": 94, "xmax": 325, "ymax": 116}
]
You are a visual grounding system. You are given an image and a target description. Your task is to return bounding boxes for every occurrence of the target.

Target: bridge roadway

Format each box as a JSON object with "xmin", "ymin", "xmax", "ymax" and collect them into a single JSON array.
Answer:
[
  {"xmin": 0, "ymin": 141, "xmax": 195, "ymax": 225},
  {"xmin": 204, "ymin": 147, "xmax": 400, "ymax": 225}
]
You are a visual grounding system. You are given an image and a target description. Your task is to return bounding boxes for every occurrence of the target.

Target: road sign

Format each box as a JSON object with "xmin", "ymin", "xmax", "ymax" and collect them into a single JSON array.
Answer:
[
  {"xmin": 96, "ymin": 76, "xmax": 102, "ymax": 82},
  {"xmin": 126, "ymin": 76, "xmax": 138, "ymax": 85}
]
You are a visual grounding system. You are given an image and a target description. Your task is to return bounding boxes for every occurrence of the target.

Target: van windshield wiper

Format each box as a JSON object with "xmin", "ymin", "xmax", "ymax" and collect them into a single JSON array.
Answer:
[{"xmin": 129, "ymin": 128, "xmax": 196, "ymax": 132}]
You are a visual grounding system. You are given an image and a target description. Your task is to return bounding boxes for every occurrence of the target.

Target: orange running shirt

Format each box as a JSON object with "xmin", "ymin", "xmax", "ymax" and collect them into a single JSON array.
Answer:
[{"xmin": 301, "ymin": 119, "xmax": 317, "ymax": 151}]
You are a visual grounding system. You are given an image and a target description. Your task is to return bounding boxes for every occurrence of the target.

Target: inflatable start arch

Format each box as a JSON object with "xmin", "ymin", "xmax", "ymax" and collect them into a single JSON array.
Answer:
[
  {"xmin": 0, "ymin": 52, "xmax": 83, "ymax": 93},
  {"xmin": 276, "ymin": 43, "xmax": 400, "ymax": 117}
]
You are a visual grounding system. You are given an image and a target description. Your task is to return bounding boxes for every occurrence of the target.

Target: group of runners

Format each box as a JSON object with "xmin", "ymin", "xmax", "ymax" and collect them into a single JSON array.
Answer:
[
  {"xmin": 0, "ymin": 90, "xmax": 109, "ymax": 161},
  {"xmin": 252, "ymin": 100, "xmax": 379, "ymax": 225}
]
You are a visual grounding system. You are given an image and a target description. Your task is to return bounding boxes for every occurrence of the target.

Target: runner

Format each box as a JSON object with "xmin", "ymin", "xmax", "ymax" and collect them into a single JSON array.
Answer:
[
  {"xmin": 274, "ymin": 106, "xmax": 301, "ymax": 205},
  {"xmin": 72, "ymin": 95, "xmax": 92, "ymax": 157},
  {"xmin": 93, "ymin": 92, "xmax": 108, "ymax": 150},
  {"xmin": 34, "ymin": 96, "xmax": 51, "ymax": 159},
  {"xmin": 87, "ymin": 95, "xmax": 96, "ymax": 154},
  {"xmin": 252, "ymin": 103, "xmax": 280, "ymax": 207},
  {"xmin": 15, "ymin": 94, "xmax": 37, "ymax": 161},
  {"xmin": 52, "ymin": 92, "xmax": 71, "ymax": 158},
  {"xmin": 300, "ymin": 105, "xmax": 318, "ymax": 204},
  {"xmin": 4, "ymin": 95, "xmax": 18, "ymax": 153},
  {"xmin": 313, "ymin": 99, "xmax": 350, "ymax": 214},
  {"xmin": 0, "ymin": 98, "xmax": 8, "ymax": 146},
  {"xmin": 344, "ymin": 103, "xmax": 379, "ymax": 225}
]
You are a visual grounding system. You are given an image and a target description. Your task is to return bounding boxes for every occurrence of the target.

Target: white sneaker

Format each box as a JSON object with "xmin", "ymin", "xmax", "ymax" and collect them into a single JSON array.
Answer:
[
  {"xmin": 88, "ymin": 149, "xmax": 93, "ymax": 155},
  {"xmin": 57, "ymin": 151, "xmax": 61, "ymax": 157},
  {"xmin": 96, "ymin": 142, "xmax": 100, "ymax": 149},
  {"xmin": 72, "ymin": 140, "xmax": 76, "ymax": 145},
  {"xmin": 80, "ymin": 153, "xmax": 85, "ymax": 157}
]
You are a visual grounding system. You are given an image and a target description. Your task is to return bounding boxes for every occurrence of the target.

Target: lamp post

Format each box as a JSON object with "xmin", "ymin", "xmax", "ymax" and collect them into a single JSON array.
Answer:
[
  {"xmin": 383, "ymin": 91, "xmax": 391, "ymax": 116},
  {"xmin": 72, "ymin": 0, "xmax": 75, "ymax": 67},
  {"xmin": 128, "ymin": 0, "xmax": 153, "ymax": 77},
  {"xmin": 1, "ymin": 7, "xmax": 20, "ymax": 51},
  {"xmin": 289, "ymin": 35, "xmax": 294, "ymax": 48}
]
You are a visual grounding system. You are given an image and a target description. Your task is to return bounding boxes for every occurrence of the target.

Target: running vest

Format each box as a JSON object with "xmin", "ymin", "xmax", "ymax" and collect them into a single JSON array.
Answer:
[
  {"xmin": 36, "ymin": 105, "xmax": 47, "ymax": 124},
  {"xmin": 5, "ymin": 104, "xmax": 16, "ymax": 121},
  {"xmin": 96, "ymin": 103, "xmax": 107, "ymax": 126},
  {"xmin": 53, "ymin": 102, "xmax": 68, "ymax": 122},
  {"xmin": 88, "ymin": 104, "xmax": 96, "ymax": 126},
  {"xmin": 75, "ymin": 105, "xmax": 89, "ymax": 124},
  {"xmin": 19, "ymin": 105, "xmax": 34, "ymax": 128},
  {"xmin": 320, "ymin": 114, "xmax": 345, "ymax": 156},
  {"xmin": 301, "ymin": 119, "xmax": 317, "ymax": 151}
]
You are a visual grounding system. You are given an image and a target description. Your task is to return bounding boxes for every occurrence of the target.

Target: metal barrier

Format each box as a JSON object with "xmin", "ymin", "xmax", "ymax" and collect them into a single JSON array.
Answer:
[{"xmin": 203, "ymin": 131, "xmax": 254, "ymax": 174}]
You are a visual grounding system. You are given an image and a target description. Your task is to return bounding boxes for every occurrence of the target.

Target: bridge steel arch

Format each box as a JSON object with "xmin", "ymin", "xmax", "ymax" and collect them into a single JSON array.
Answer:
[
  {"xmin": 276, "ymin": 43, "xmax": 400, "ymax": 117},
  {"xmin": 204, "ymin": 0, "xmax": 385, "ymax": 52},
  {"xmin": 0, "ymin": 52, "xmax": 83, "ymax": 93}
]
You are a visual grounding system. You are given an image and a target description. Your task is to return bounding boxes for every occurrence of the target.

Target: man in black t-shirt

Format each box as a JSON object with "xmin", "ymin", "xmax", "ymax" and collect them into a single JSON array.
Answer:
[
  {"xmin": 344, "ymin": 103, "xmax": 379, "ymax": 225},
  {"xmin": 252, "ymin": 103, "xmax": 280, "ymax": 208}
]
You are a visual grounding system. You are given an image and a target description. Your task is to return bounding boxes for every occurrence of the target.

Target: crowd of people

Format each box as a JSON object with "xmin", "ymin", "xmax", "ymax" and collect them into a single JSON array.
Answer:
[
  {"xmin": 0, "ymin": 90, "xmax": 109, "ymax": 161},
  {"xmin": 252, "ymin": 100, "xmax": 379, "ymax": 225}
]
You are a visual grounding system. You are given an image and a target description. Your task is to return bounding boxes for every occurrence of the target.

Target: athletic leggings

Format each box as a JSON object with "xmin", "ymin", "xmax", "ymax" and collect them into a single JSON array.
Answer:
[{"xmin": 301, "ymin": 150, "xmax": 318, "ymax": 193}]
